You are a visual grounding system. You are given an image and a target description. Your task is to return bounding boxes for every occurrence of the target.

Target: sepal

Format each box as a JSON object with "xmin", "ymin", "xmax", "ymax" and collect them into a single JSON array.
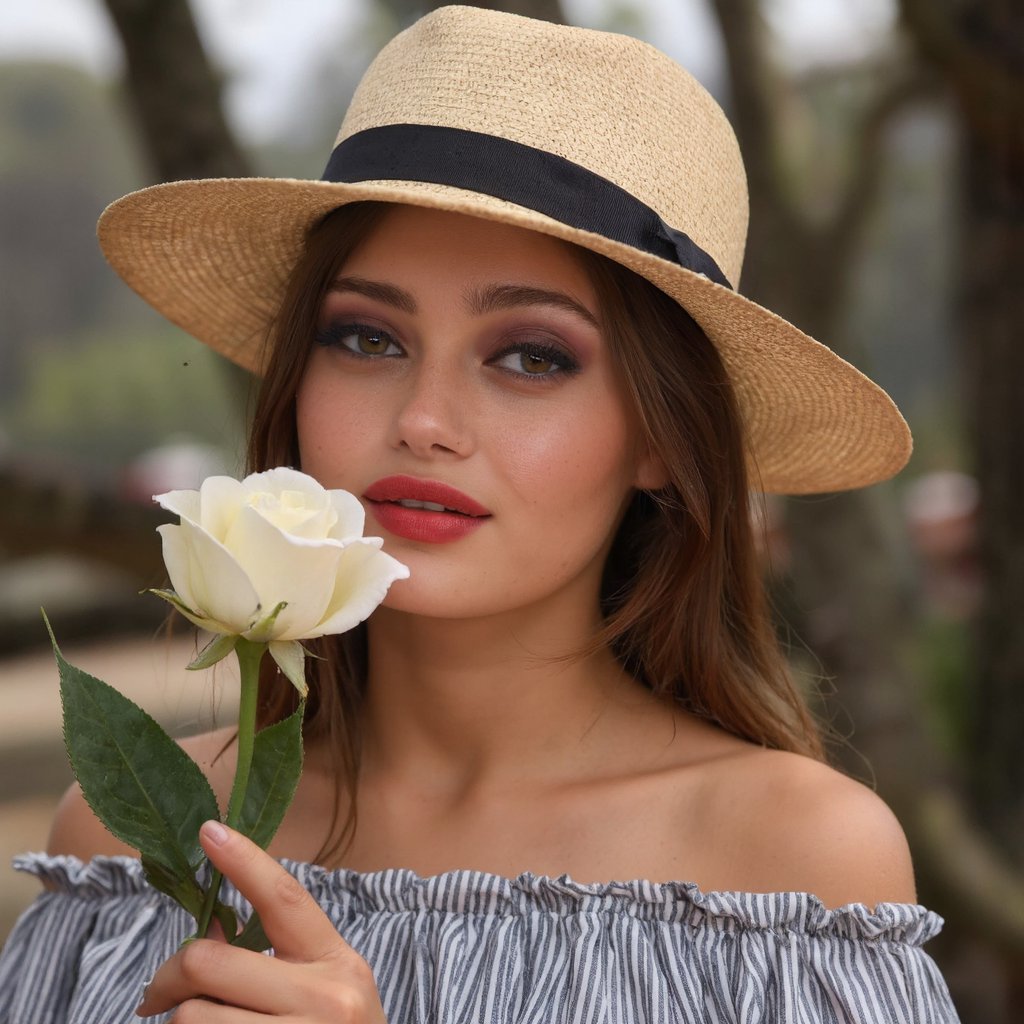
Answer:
[
  {"xmin": 269, "ymin": 640, "xmax": 308, "ymax": 697},
  {"xmin": 187, "ymin": 632, "xmax": 240, "ymax": 671}
]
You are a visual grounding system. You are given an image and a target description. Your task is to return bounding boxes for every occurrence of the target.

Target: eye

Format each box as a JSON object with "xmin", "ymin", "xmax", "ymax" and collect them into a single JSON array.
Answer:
[
  {"xmin": 315, "ymin": 322, "xmax": 403, "ymax": 358},
  {"xmin": 489, "ymin": 340, "xmax": 580, "ymax": 380}
]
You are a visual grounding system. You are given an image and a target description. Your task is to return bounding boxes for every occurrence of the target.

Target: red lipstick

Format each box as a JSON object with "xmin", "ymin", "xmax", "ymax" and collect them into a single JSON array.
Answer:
[{"xmin": 364, "ymin": 475, "xmax": 490, "ymax": 543}]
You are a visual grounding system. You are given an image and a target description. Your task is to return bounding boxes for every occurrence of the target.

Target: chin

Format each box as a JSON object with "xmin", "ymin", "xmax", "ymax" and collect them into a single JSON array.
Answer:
[
  {"xmin": 376, "ymin": 580, "xmax": 465, "ymax": 619},
  {"xmin": 374, "ymin": 579, "xmax": 523, "ymax": 621}
]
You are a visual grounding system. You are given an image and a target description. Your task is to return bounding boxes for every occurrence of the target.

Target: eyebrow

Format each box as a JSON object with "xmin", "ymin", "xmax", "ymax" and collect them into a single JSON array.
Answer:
[
  {"xmin": 466, "ymin": 283, "xmax": 600, "ymax": 329},
  {"xmin": 328, "ymin": 277, "xmax": 417, "ymax": 314},
  {"xmin": 328, "ymin": 276, "xmax": 599, "ymax": 329}
]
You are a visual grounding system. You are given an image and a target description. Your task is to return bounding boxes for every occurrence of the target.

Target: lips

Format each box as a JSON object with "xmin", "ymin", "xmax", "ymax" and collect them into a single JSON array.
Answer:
[
  {"xmin": 363, "ymin": 476, "xmax": 490, "ymax": 543},
  {"xmin": 364, "ymin": 476, "xmax": 490, "ymax": 517}
]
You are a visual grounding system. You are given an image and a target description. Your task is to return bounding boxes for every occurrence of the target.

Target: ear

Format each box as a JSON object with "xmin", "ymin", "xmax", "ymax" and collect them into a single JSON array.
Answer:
[{"xmin": 633, "ymin": 441, "xmax": 669, "ymax": 491}]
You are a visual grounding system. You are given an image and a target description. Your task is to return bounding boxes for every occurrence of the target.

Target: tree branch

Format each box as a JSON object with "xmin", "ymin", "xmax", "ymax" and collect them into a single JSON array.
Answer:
[
  {"xmin": 898, "ymin": 0, "xmax": 1024, "ymax": 159},
  {"xmin": 101, "ymin": 0, "xmax": 251, "ymax": 182},
  {"xmin": 828, "ymin": 67, "xmax": 939, "ymax": 256}
]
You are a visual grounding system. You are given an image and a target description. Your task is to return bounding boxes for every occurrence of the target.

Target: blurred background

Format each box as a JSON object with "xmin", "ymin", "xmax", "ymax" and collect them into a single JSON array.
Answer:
[{"xmin": 0, "ymin": 0, "xmax": 1020, "ymax": 1019}]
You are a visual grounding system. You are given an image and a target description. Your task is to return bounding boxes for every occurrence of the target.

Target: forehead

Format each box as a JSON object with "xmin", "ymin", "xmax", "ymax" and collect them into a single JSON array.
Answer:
[{"xmin": 337, "ymin": 204, "xmax": 597, "ymax": 300}]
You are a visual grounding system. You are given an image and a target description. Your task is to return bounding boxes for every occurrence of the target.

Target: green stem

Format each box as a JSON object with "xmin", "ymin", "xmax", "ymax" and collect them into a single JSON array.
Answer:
[{"xmin": 194, "ymin": 638, "xmax": 265, "ymax": 939}]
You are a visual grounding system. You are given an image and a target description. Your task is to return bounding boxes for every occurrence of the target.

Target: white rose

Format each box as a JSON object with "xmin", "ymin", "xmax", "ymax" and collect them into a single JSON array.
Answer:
[{"xmin": 153, "ymin": 468, "xmax": 409, "ymax": 692}]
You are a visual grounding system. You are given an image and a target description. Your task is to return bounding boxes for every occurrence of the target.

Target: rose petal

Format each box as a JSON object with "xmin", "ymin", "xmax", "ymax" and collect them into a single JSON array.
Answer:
[
  {"xmin": 153, "ymin": 489, "xmax": 201, "ymax": 522},
  {"xmin": 240, "ymin": 469, "xmax": 343, "ymax": 540},
  {"xmin": 243, "ymin": 467, "xmax": 326, "ymax": 499},
  {"xmin": 308, "ymin": 541, "xmax": 410, "ymax": 639},
  {"xmin": 269, "ymin": 640, "xmax": 308, "ymax": 697},
  {"xmin": 197, "ymin": 476, "xmax": 247, "ymax": 540},
  {"xmin": 249, "ymin": 489, "xmax": 335, "ymax": 540},
  {"xmin": 175, "ymin": 517, "xmax": 262, "ymax": 634},
  {"xmin": 326, "ymin": 489, "xmax": 366, "ymax": 541},
  {"xmin": 225, "ymin": 503, "xmax": 341, "ymax": 640},
  {"xmin": 156, "ymin": 523, "xmax": 202, "ymax": 611}
]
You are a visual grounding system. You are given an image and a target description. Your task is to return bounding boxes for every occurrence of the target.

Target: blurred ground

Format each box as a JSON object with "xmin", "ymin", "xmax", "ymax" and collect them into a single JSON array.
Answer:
[{"xmin": 0, "ymin": 632, "xmax": 239, "ymax": 944}]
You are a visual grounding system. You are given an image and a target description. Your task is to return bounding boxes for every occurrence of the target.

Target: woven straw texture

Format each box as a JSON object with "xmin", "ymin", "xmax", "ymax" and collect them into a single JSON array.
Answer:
[{"xmin": 97, "ymin": 5, "xmax": 911, "ymax": 495}]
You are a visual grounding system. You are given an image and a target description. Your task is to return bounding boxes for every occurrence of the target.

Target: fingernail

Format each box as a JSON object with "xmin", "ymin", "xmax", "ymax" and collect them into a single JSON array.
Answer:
[
  {"xmin": 201, "ymin": 820, "xmax": 229, "ymax": 846},
  {"xmin": 134, "ymin": 983, "xmax": 150, "ymax": 1016}
]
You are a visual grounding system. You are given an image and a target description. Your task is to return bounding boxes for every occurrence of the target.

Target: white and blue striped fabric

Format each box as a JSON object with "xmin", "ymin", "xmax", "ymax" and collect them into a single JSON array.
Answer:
[{"xmin": 0, "ymin": 853, "xmax": 959, "ymax": 1023}]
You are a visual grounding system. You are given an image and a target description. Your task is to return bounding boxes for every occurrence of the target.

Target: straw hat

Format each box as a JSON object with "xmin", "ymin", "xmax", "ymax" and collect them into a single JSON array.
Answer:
[{"xmin": 97, "ymin": 4, "xmax": 910, "ymax": 495}]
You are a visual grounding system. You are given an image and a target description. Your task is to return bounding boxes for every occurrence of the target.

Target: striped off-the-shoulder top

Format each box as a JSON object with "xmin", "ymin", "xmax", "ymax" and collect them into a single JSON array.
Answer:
[{"xmin": 0, "ymin": 853, "xmax": 959, "ymax": 1023}]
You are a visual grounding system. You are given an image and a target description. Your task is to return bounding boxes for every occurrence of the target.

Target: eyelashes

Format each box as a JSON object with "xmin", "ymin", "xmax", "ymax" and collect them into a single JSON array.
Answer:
[
  {"xmin": 488, "ymin": 340, "xmax": 580, "ymax": 378},
  {"xmin": 315, "ymin": 321, "xmax": 402, "ymax": 358},
  {"xmin": 315, "ymin": 320, "xmax": 582, "ymax": 381}
]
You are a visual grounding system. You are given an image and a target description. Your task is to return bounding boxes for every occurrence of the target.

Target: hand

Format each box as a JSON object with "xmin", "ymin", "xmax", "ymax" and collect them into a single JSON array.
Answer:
[{"xmin": 136, "ymin": 821, "xmax": 387, "ymax": 1022}]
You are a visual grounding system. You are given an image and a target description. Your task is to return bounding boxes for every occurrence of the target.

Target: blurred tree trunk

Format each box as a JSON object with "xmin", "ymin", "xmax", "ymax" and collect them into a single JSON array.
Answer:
[
  {"xmin": 708, "ymin": 0, "xmax": 927, "ymax": 777},
  {"xmin": 898, "ymin": 0, "xmax": 1024, "ymax": 861},
  {"xmin": 101, "ymin": 0, "xmax": 253, "ymax": 406},
  {"xmin": 709, "ymin": 0, "xmax": 1024, "ymax": 1003},
  {"xmin": 376, "ymin": 0, "xmax": 564, "ymax": 24},
  {"xmin": 102, "ymin": 0, "xmax": 249, "ymax": 182}
]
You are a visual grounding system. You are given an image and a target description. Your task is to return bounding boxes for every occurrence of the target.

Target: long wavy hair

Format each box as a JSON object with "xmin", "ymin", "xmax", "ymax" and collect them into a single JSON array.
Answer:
[{"xmin": 245, "ymin": 202, "xmax": 823, "ymax": 864}]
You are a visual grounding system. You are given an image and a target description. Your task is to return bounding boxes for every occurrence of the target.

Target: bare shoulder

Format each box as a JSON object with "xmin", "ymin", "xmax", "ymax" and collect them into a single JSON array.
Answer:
[
  {"xmin": 46, "ymin": 726, "xmax": 237, "ymax": 869},
  {"xmin": 702, "ymin": 747, "xmax": 917, "ymax": 909}
]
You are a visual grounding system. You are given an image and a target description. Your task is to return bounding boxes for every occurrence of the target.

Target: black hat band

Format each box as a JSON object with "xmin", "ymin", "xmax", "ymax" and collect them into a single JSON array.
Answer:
[{"xmin": 322, "ymin": 124, "xmax": 733, "ymax": 290}]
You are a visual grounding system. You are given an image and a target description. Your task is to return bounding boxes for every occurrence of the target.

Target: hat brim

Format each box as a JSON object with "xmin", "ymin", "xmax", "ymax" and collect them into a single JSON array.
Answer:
[{"xmin": 98, "ymin": 177, "xmax": 911, "ymax": 495}]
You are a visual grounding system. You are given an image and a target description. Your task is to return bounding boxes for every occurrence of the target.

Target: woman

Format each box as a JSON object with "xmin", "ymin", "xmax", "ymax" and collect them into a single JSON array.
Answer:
[{"xmin": 0, "ymin": 7, "xmax": 958, "ymax": 1022}]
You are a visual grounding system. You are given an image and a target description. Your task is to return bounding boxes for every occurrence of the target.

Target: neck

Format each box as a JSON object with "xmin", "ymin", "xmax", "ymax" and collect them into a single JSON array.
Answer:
[{"xmin": 357, "ymin": 597, "xmax": 651, "ymax": 799}]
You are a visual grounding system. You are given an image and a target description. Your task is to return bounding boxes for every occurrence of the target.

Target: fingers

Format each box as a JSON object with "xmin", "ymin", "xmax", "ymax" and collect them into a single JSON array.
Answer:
[
  {"xmin": 152, "ymin": 1003, "xmax": 265, "ymax": 1023},
  {"xmin": 198, "ymin": 821, "xmax": 354, "ymax": 964},
  {"xmin": 136, "ymin": 822, "xmax": 387, "ymax": 1021},
  {"xmin": 136, "ymin": 938, "xmax": 292, "ymax": 1018}
]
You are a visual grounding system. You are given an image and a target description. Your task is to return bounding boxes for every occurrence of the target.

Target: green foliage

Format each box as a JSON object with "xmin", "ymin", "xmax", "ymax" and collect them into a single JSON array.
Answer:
[
  {"xmin": 52, "ymin": 615, "xmax": 302, "ymax": 953},
  {"xmin": 6, "ymin": 326, "xmax": 244, "ymax": 467},
  {"xmin": 0, "ymin": 62, "xmax": 139, "ymax": 183},
  {"xmin": 912, "ymin": 615, "xmax": 974, "ymax": 759},
  {"xmin": 237, "ymin": 703, "xmax": 305, "ymax": 850},
  {"xmin": 52, "ymin": 620, "xmax": 220, "ymax": 876},
  {"xmin": 141, "ymin": 854, "xmax": 212, "ymax": 920},
  {"xmin": 231, "ymin": 909, "xmax": 272, "ymax": 952}
]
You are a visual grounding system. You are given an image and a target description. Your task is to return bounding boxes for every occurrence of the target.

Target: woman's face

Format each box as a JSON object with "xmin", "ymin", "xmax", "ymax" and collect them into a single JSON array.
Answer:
[{"xmin": 296, "ymin": 205, "xmax": 664, "ymax": 620}]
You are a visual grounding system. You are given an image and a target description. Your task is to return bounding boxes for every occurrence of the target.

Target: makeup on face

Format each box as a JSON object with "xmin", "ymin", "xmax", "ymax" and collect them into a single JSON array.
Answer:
[
  {"xmin": 316, "ymin": 276, "xmax": 598, "ymax": 387},
  {"xmin": 297, "ymin": 206, "xmax": 653, "ymax": 621},
  {"xmin": 364, "ymin": 475, "xmax": 490, "ymax": 543}
]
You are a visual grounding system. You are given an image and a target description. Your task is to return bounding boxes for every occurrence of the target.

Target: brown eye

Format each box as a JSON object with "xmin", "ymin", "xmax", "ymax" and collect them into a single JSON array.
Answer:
[
  {"xmin": 489, "ymin": 340, "xmax": 579, "ymax": 380},
  {"xmin": 357, "ymin": 331, "xmax": 390, "ymax": 355},
  {"xmin": 315, "ymin": 322, "xmax": 402, "ymax": 358},
  {"xmin": 519, "ymin": 352, "xmax": 555, "ymax": 375}
]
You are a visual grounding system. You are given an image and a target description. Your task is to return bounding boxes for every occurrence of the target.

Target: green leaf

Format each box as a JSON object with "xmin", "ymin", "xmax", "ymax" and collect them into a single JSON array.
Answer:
[
  {"xmin": 236, "ymin": 703, "xmax": 305, "ymax": 850},
  {"xmin": 142, "ymin": 855, "xmax": 207, "ymax": 918},
  {"xmin": 49, "ymin": 616, "xmax": 220, "ymax": 879},
  {"xmin": 143, "ymin": 857, "xmax": 240, "ymax": 943},
  {"xmin": 230, "ymin": 909, "xmax": 271, "ymax": 952},
  {"xmin": 212, "ymin": 901, "xmax": 239, "ymax": 943},
  {"xmin": 188, "ymin": 633, "xmax": 239, "ymax": 671}
]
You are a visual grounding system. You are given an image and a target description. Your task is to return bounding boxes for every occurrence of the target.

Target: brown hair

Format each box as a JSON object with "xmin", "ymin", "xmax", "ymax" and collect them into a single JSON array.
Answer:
[{"xmin": 247, "ymin": 202, "xmax": 823, "ymax": 863}]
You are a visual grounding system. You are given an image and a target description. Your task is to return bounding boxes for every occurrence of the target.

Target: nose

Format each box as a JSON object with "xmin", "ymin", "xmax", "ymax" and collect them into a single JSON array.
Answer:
[{"xmin": 389, "ymin": 357, "xmax": 473, "ymax": 459}]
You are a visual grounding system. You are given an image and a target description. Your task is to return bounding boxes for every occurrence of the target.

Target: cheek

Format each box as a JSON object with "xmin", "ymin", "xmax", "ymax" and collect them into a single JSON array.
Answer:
[
  {"xmin": 294, "ymin": 377, "xmax": 323, "ymax": 470},
  {"xmin": 494, "ymin": 386, "xmax": 640, "ymax": 513},
  {"xmin": 294, "ymin": 368, "xmax": 355, "ymax": 479}
]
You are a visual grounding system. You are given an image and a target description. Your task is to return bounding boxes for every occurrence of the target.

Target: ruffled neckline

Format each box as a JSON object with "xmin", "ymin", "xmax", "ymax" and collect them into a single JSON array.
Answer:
[{"xmin": 15, "ymin": 851, "xmax": 944, "ymax": 947}]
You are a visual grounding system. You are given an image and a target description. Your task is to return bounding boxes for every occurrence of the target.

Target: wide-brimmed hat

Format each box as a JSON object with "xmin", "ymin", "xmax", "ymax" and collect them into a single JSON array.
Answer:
[{"xmin": 97, "ymin": 4, "xmax": 910, "ymax": 495}]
